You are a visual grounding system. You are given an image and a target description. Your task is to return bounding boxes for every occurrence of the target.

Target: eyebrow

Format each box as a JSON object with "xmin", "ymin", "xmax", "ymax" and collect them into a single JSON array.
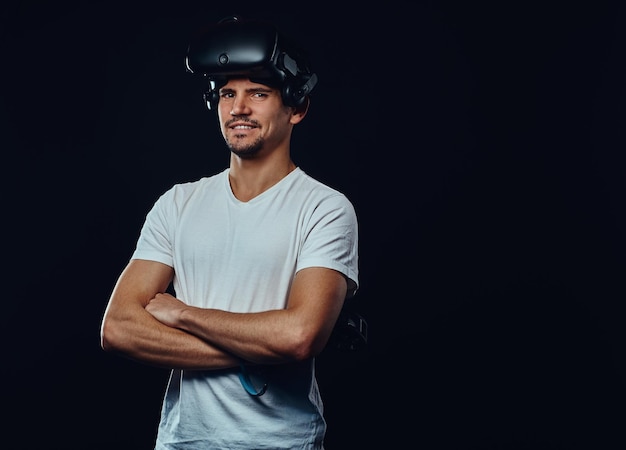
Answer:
[{"xmin": 219, "ymin": 87, "xmax": 274, "ymax": 94}]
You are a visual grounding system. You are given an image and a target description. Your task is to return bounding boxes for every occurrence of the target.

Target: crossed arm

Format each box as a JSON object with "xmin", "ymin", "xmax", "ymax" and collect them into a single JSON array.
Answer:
[{"xmin": 100, "ymin": 259, "xmax": 348, "ymax": 370}]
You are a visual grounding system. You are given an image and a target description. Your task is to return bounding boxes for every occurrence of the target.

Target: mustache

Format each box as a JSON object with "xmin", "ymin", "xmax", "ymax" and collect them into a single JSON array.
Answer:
[{"xmin": 225, "ymin": 117, "xmax": 260, "ymax": 127}]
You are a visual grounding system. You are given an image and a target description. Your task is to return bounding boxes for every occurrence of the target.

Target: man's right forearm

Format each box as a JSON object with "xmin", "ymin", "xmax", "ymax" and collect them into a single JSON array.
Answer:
[{"xmin": 101, "ymin": 305, "xmax": 241, "ymax": 370}]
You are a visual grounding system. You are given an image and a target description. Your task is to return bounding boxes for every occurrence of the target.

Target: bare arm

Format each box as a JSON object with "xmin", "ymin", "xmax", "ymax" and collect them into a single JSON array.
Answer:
[
  {"xmin": 100, "ymin": 259, "xmax": 240, "ymax": 370},
  {"xmin": 145, "ymin": 266, "xmax": 348, "ymax": 365}
]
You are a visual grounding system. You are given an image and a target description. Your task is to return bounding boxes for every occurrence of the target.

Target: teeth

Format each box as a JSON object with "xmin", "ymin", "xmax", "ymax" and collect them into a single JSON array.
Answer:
[{"xmin": 234, "ymin": 125, "xmax": 253, "ymax": 129}]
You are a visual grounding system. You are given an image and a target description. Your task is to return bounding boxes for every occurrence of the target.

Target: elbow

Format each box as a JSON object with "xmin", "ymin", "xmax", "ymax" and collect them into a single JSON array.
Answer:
[
  {"xmin": 281, "ymin": 326, "xmax": 327, "ymax": 362},
  {"xmin": 100, "ymin": 316, "xmax": 123, "ymax": 353},
  {"xmin": 100, "ymin": 319, "xmax": 113, "ymax": 352}
]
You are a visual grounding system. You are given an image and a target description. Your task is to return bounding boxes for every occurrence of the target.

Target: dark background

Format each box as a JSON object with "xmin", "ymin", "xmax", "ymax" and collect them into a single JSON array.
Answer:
[{"xmin": 2, "ymin": 1, "xmax": 625, "ymax": 449}]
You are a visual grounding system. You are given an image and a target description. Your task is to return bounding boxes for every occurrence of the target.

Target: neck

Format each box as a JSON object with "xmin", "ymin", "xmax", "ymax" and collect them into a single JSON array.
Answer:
[{"xmin": 228, "ymin": 156, "xmax": 296, "ymax": 202}]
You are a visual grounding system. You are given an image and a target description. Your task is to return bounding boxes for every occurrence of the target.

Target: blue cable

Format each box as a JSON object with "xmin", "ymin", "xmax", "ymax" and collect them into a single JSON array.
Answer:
[{"xmin": 238, "ymin": 364, "xmax": 268, "ymax": 396}]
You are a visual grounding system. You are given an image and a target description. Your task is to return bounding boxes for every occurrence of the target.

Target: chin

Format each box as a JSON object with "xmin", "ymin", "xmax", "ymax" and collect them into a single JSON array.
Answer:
[
  {"xmin": 230, "ymin": 146, "xmax": 262, "ymax": 159},
  {"xmin": 228, "ymin": 138, "xmax": 264, "ymax": 158}
]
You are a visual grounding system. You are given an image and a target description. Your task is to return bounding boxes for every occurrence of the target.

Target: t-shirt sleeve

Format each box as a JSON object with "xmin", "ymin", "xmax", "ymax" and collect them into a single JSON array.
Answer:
[
  {"xmin": 296, "ymin": 193, "xmax": 359, "ymax": 297},
  {"xmin": 131, "ymin": 189, "xmax": 176, "ymax": 268}
]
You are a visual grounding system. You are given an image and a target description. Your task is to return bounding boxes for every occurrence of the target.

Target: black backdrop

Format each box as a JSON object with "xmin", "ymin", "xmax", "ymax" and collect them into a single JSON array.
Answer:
[{"xmin": 3, "ymin": 1, "xmax": 626, "ymax": 449}]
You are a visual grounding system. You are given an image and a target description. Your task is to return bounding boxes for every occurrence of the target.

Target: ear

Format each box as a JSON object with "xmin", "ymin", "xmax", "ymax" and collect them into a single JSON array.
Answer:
[{"xmin": 289, "ymin": 97, "xmax": 310, "ymax": 124}]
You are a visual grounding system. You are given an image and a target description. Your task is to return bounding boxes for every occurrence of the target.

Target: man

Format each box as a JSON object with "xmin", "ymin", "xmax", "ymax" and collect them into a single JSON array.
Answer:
[{"xmin": 100, "ymin": 16, "xmax": 359, "ymax": 449}]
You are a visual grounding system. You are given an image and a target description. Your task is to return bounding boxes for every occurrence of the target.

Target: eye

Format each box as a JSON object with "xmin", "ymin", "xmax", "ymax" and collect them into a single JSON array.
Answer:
[
  {"xmin": 220, "ymin": 91, "xmax": 235, "ymax": 99},
  {"xmin": 251, "ymin": 92, "xmax": 269, "ymax": 100}
]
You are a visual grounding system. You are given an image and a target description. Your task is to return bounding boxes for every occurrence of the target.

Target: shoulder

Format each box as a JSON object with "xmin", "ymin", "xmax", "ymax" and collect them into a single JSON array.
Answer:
[
  {"xmin": 293, "ymin": 169, "xmax": 352, "ymax": 203},
  {"xmin": 146, "ymin": 170, "xmax": 227, "ymax": 220},
  {"xmin": 291, "ymin": 169, "xmax": 357, "ymax": 220},
  {"xmin": 161, "ymin": 169, "xmax": 226, "ymax": 201}
]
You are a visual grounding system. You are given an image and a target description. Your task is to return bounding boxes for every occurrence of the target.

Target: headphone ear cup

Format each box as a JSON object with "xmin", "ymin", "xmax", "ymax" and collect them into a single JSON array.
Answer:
[
  {"xmin": 282, "ymin": 82, "xmax": 302, "ymax": 107},
  {"xmin": 203, "ymin": 89, "xmax": 220, "ymax": 110},
  {"xmin": 282, "ymin": 72, "xmax": 317, "ymax": 107}
]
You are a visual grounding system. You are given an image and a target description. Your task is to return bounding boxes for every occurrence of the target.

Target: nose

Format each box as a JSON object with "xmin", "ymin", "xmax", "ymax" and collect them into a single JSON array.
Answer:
[{"xmin": 230, "ymin": 95, "xmax": 250, "ymax": 116}]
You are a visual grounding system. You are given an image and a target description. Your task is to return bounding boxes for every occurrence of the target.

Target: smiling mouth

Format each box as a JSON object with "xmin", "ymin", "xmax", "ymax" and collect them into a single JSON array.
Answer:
[{"xmin": 226, "ymin": 117, "xmax": 260, "ymax": 129}]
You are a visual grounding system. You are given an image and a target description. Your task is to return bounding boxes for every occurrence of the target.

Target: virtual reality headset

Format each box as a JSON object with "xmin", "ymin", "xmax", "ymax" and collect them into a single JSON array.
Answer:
[{"xmin": 185, "ymin": 16, "xmax": 318, "ymax": 109}]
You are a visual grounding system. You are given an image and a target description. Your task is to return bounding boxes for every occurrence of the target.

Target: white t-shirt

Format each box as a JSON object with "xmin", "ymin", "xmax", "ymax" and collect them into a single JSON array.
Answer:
[{"xmin": 132, "ymin": 167, "xmax": 359, "ymax": 449}]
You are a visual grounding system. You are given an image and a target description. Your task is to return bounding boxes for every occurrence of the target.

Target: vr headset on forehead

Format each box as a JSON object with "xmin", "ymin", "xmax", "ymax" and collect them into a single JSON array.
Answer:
[{"xmin": 185, "ymin": 16, "xmax": 318, "ymax": 110}]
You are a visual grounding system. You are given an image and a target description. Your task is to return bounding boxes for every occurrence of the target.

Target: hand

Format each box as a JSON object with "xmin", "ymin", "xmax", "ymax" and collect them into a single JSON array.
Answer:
[{"xmin": 145, "ymin": 292, "xmax": 188, "ymax": 328}]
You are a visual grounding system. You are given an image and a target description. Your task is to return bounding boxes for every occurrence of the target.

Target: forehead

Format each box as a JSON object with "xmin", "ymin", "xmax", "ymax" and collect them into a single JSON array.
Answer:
[{"xmin": 221, "ymin": 77, "xmax": 279, "ymax": 91}]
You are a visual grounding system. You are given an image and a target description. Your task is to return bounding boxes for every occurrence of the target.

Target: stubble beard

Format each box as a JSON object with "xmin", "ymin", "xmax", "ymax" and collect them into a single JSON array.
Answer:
[{"xmin": 227, "ymin": 135, "xmax": 264, "ymax": 159}]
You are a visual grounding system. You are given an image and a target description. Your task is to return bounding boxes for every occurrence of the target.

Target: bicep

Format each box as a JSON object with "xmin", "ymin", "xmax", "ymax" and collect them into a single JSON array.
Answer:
[
  {"xmin": 101, "ymin": 259, "xmax": 175, "ymax": 353},
  {"xmin": 287, "ymin": 267, "xmax": 348, "ymax": 351},
  {"xmin": 109, "ymin": 259, "xmax": 174, "ymax": 309}
]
